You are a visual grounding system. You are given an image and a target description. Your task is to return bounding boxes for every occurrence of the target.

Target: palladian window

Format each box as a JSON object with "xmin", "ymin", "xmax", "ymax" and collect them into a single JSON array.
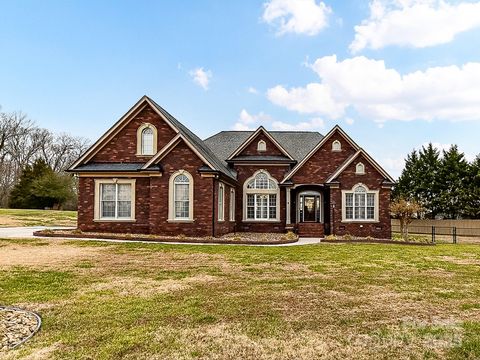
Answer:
[
  {"xmin": 342, "ymin": 184, "xmax": 378, "ymax": 221},
  {"xmin": 244, "ymin": 170, "xmax": 279, "ymax": 221}
]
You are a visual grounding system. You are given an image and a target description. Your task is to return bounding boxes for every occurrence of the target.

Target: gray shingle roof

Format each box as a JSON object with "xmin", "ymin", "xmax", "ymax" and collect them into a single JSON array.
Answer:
[
  {"xmin": 148, "ymin": 98, "xmax": 237, "ymax": 180},
  {"xmin": 73, "ymin": 163, "xmax": 161, "ymax": 172},
  {"xmin": 203, "ymin": 131, "xmax": 324, "ymax": 165},
  {"xmin": 229, "ymin": 155, "xmax": 295, "ymax": 162}
]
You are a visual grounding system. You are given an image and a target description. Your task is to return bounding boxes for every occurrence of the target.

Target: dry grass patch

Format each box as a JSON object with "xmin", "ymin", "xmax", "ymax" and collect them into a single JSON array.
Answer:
[{"xmin": 88, "ymin": 274, "xmax": 219, "ymax": 298}]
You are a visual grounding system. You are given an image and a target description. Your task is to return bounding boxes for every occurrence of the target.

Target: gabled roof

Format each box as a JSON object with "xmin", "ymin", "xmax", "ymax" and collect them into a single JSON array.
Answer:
[
  {"xmin": 204, "ymin": 130, "xmax": 323, "ymax": 165},
  {"xmin": 226, "ymin": 126, "xmax": 294, "ymax": 161},
  {"xmin": 326, "ymin": 149, "xmax": 396, "ymax": 184},
  {"xmin": 281, "ymin": 125, "xmax": 361, "ymax": 184},
  {"xmin": 69, "ymin": 96, "xmax": 236, "ymax": 180}
]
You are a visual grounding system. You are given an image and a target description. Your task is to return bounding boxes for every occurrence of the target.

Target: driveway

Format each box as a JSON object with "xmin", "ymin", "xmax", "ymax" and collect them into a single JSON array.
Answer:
[{"xmin": 0, "ymin": 226, "xmax": 321, "ymax": 246}]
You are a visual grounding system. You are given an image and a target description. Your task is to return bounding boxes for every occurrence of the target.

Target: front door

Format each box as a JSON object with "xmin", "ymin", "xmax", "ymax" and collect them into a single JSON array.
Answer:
[
  {"xmin": 299, "ymin": 193, "xmax": 321, "ymax": 223},
  {"xmin": 303, "ymin": 196, "xmax": 316, "ymax": 222}
]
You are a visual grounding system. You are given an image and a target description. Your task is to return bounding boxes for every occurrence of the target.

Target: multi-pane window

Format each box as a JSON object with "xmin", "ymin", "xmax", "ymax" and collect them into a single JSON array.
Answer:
[
  {"xmin": 141, "ymin": 127, "xmax": 154, "ymax": 155},
  {"xmin": 218, "ymin": 184, "xmax": 224, "ymax": 221},
  {"xmin": 245, "ymin": 171, "xmax": 278, "ymax": 220},
  {"xmin": 174, "ymin": 174, "xmax": 190, "ymax": 219},
  {"xmin": 344, "ymin": 185, "xmax": 376, "ymax": 221},
  {"xmin": 229, "ymin": 188, "xmax": 235, "ymax": 221},
  {"xmin": 100, "ymin": 183, "xmax": 132, "ymax": 219}
]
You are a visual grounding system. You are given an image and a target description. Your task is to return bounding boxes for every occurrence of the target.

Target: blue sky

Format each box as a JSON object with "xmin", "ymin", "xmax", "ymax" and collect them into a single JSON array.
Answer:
[{"xmin": 1, "ymin": 0, "xmax": 480, "ymax": 178}]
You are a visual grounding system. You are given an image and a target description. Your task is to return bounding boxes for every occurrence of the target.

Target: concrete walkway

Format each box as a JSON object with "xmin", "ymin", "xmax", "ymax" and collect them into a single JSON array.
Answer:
[{"xmin": 0, "ymin": 226, "xmax": 321, "ymax": 247}]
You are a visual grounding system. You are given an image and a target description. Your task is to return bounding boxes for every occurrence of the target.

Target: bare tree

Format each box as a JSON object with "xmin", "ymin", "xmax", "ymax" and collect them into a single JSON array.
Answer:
[{"xmin": 0, "ymin": 108, "xmax": 90, "ymax": 207}]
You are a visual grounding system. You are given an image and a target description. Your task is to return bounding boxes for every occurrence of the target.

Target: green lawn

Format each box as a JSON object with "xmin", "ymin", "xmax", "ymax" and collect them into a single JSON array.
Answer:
[
  {"xmin": 1, "ymin": 238, "xmax": 480, "ymax": 359},
  {"xmin": 0, "ymin": 208, "xmax": 77, "ymax": 227}
]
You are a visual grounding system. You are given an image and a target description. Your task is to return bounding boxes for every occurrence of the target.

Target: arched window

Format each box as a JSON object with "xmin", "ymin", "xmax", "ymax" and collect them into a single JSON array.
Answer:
[
  {"xmin": 244, "ymin": 170, "xmax": 279, "ymax": 221},
  {"xmin": 332, "ymin": 140, "xmax": 341, "ymax": 152},
  {"xmin": 356, "ymin": 162, "xmax": 365, "ymax": 175},
  {"xmin": 141, "ymin": 128, "xmax": 154, "ymax": 155},
  {"xmin": 136, "ymin": 123, "xmax": 157, "ymax": 156},
  {"xmin": 257, "ymin": 140, "xmax": 267, "ymax": 152},
  {"xmin": 342, "ymin": 184, "xmax": 378, "ymax": 221},
  {"xmin": 168, "ymin": 170, "xmax": 194, "ymax": 221}
]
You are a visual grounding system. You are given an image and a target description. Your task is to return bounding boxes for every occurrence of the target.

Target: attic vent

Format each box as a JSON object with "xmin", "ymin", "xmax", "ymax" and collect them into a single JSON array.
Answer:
[
  {"xmin": 356, "ymin": 162, "xmax": 365, "ymax": 175},
  {"xmin": 257, "ymin": 140, "xmax": 266, "ymax": 152},
  {"xmin": 332, "ymin": 140, "xmax": 341, "ymax": 152}
]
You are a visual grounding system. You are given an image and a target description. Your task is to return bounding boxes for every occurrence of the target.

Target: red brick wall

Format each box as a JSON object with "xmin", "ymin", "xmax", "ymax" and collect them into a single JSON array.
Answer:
[
  {"xmin": 291, "ymin": 131, "xmax": 357, "ymax": 184},
  {"xmin": 77, "ymin": 177, "xmax": 151, "ymax": 234},
  {"xmin": 91, "ymin": 105, "xmax": 177, "ymax": 163},
  {"xmin": 238, "ymin": 132, "xmax": 285, "ymax": 157},
  {"xmin": 234, "ymin": 164, "xmax": 290, "ymax": 233},
  {"xmin": 330, "ymin": 154, "xmax": 391, "ymax": 239},
  {"xmin": 78, "ymin": 139, "xmax": 221, "ymax": 237}
]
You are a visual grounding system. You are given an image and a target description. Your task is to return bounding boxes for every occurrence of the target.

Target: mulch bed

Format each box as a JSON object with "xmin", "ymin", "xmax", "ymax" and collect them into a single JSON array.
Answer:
[
  {"xmin": 0, "ymin": 307, "xmax": 41, "ymax": 351},
  {"xmin": 322, "ymin": 238, "xmax": 435, "ymax": 246},
  {"xmin": 33, "ymin": 229, "xmax": 299, "ymax": 245}
]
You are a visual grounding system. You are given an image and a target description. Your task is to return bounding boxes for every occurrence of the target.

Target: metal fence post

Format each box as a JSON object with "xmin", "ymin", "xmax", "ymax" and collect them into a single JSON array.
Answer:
[
  {"xmin": 432, "ymin": 226, "xmax": 436, "ymax": 244},
  {"xmin": 453, "ymin": 227, "xmax": 457, "ymax": 244}
]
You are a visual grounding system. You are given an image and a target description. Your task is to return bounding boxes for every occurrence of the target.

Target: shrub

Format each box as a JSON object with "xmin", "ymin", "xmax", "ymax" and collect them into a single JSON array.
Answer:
[
  {"xmin": 325, "ymin": 234, "xmax": 337, "ymax": 241},
  {"xmin": 343, "ymin": 233, "xmax": 353, "ymax": 241},
  {"xmin": 285, "ymin": 231, "xmax": 297, "ymax": 241}
]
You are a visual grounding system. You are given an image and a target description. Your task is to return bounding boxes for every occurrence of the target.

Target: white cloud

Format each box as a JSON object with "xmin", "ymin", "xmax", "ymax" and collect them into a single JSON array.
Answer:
[
  {"xmin": 267, "ymin": 55, "xmax": 480, "ymax": 123},
  {"xmin": 381, "ymin": 155, "xmax": 405, "ymax": 178},
  {"xmin": 189, "ymin": 67, "xmax": 212, "ymax": 90},
  {"xmin": 248, "ymin": 86, "xmax": 259, "ymax": 94},
  {"xmin": 262, "ymin": 0, "xmax": 332, "ymax": 36},
  {"xmin": 267, "ymin": 83, "xmax": 345, "ymax": 118},
  {"xmin": 351, "ymin": 0, "xmax": 480, "ymax": 52},
  {"xmin": 232, "ymin": 109, "xmax": 325, "ymax": 131},
  {"xmin": 232, "ymin": 109, "xmax": 272, "ymax": 130},
  {"xmin": 271, "ymin": 117, "xmax": 325, "ymax": 130},
  {"xmin": 345, "ymin": 117, "xmax": 355, "ymax": 125}
]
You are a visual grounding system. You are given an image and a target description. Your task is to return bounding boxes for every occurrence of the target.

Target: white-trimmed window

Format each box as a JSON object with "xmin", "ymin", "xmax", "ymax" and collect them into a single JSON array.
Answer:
[
  {"xmin": 257, "ymin": 140, "xmax": 266, "ymax": 152},
  {"xmin": 342, "ymin": 184, "xmax": 379, "ymax": 222},
  {"xmin": 218, "ymin": 183, "xmax": 225, "ymax": 221},
  {"xmin": 243, "ymin": 170, "xmax": 279, "ymax": 221},
  {"xmin": 168, "ymin": 170, "xmax": 194, "ymax": 221},
  {"xmin": 356, "ymin": 162, "xmax": 365, "ymax": 175},
  {"xmin": 94, "ymin": 179, "xmax": 135, "ymax": 221},
  {"xmin": 137, "ymin": 123, "xmax": 157, "ymax": 156},
  {"xmin": 229, "ymin": 188, "xmax": 235, "ymax": 221},
  {"xmin": 332, "ymin": 140, "xmax": 341, "ymax": 152}
]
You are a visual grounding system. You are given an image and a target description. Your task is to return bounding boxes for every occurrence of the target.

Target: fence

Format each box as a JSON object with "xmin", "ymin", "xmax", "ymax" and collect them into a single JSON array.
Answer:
[{"xmin": 391, "ymin": 220, "xmax": 480, "ymax": 244}]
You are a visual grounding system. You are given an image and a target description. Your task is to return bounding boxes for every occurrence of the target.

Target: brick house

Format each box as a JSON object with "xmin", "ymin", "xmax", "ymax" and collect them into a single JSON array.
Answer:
[{"xmin": 68, "ymin": 96, "xmax": 395, "ymax": 238}]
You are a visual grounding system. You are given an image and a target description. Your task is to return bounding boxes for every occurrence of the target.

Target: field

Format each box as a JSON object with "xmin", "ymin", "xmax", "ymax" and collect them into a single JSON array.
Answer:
[
  {"xmin": 1, "ymin": 238, "xmax": 480, "ymax": 359},
  {"xmin": 0, "ymin": 209, "xmax": 77, "ymax": 227}
]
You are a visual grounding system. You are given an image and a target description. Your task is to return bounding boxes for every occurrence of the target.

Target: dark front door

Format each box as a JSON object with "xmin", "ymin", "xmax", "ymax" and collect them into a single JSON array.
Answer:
[
  {"xmin": 299, "ymin": 194, "xmax": 321, "ymax": 222},
  {"xmin": 303, "ymin": 196, "xmax": 316, "ymax": 222}
]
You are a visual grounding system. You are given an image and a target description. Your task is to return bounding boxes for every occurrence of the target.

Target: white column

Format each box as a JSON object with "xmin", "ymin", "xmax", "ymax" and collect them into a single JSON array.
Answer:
[{"xmin": 286, "ymin": 187, "xmax": 291, "ymax": 225}]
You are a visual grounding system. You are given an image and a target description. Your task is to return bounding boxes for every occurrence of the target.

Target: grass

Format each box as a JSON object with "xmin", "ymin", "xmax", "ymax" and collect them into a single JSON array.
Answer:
[
  {"xmin": 0, "ymin": 208, "xmax": 77, "ymax": 227},
  {"xmin": 1, "ymin": 238, "xmax": 480, "ymax": 359}
]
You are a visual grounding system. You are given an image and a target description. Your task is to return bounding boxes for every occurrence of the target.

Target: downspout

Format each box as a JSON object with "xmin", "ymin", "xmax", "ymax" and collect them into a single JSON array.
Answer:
[{"xmin": 212, "ymin": 177, "xmax": 216, "ymax": 237}]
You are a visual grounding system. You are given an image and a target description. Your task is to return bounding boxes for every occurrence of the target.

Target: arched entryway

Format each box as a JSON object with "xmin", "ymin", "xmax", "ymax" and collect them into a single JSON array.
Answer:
[{"xmin": 290, "ymin": 185, "xmax": 327, "ymax": 237}]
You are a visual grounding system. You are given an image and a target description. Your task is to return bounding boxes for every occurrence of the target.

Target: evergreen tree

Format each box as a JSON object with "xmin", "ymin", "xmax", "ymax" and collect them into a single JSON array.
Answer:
[
  {"xmin": 8, "ymin": 159, "xmax": 51, "ymax": 208},
  {"xmin": 31, "ymin": 171, "xmax": 75, "ymax": 209},
  {"xmin": 393, "ymin": 149, "xmax": 421, "ymax": 200},
  {"xmin": 416, "ymin": 143, "xmax": 441, "ymax": 218},
  {"xmin": 465, "ymin": 155, "xmax": 480, "ymax": 218},
  {"xmin": 437, "ymin": 145, "xmax": 470, "ymax": 219}
]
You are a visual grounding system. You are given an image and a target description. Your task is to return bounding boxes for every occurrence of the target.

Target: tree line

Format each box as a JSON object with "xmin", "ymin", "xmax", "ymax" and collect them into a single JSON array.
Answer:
[
  {"xmin": 0, "ymin": 109, "xmax": 90, "ymax": 209},
  {"xmin": 393, "ymin": 143, "xmax": 480, "ymax": 219}
]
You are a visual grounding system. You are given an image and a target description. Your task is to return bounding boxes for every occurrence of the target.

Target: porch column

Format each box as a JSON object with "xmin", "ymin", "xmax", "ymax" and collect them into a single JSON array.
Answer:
[{"xmin": 286, "ymin": 187, "xmax": 291, "ymax": 225}]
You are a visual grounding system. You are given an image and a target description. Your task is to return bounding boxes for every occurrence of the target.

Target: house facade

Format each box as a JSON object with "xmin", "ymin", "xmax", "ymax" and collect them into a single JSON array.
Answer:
[{"xmin": 69, "ymin": 96, "xmax": 395, "ymax": 238}]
